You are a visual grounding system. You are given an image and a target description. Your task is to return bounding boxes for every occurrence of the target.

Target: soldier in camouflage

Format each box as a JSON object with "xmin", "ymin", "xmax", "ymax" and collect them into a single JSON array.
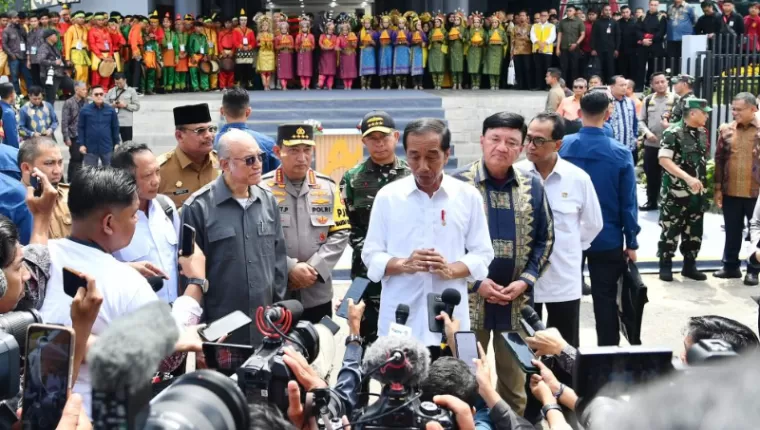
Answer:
[
  {"xmin": 663, "ymin": 73, "xmax": 694, "ymax": 126},
  {"xmin": 658, "ymin": 98, "xmax": 712, "ymax": 282},
  {"xmin": 339, "ymin": 111, "xmax": 411, "ymax": 344}
]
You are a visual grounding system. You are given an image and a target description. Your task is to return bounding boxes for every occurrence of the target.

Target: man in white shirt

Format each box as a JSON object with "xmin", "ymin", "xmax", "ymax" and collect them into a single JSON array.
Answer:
[
  {"xmin": 362, "ymin": 118, "xmax": 494, "ymax": 358},
  {"xmin": 516, "ymin": 112, "xmax": 603, "ymax": 347},
  {"xmin": 111, "ymin": 142, "xmax": 181, "ymax": 304},
  {"xmin": 38, "ymin": 166, "xmax": 206, "ymax": 416}
]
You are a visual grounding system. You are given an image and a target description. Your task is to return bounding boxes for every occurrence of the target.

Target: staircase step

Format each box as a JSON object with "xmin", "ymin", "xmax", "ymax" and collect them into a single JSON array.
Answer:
[{"xmin": 248, "ymin": 108, "xmax": 446, "ymax": 121}]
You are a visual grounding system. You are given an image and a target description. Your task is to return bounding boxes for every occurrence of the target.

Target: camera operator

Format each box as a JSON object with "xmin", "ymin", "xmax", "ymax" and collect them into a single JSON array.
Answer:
[
  {"xmin": 528, "ymin": 361, "xmax": 577, "ymax": 430},
  {"xmin": 525, "ymin": 327, "xmax": 577, "ymax": 375},
  {"xmin": 680, "ymin": 315, "xmax": 759, "ymax": 362}
]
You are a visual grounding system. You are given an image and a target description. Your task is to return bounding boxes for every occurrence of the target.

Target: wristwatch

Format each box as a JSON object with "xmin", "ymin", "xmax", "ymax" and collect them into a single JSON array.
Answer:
[
  {"xmin": 541, "ymin": 403, "xmax": 563, "ymax": 419},
  {"xmin": 186, "ymin": 277, "xmax": 209, "ymax": 294},
  {"xmin": 345, "ymin": 334, "xmax": 364, "ymax": 346}
]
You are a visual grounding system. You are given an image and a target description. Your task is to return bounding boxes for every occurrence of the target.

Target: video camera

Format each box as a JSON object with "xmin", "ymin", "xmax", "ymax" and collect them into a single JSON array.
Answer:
[{"xmin": 0, "ymin": 310, "xmax": 44, "ymax": 427}]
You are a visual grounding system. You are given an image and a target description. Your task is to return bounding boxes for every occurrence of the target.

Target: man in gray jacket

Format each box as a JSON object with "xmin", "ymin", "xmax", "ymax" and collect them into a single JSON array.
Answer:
[
  {"xmin": 3, "ymin": 11, "xmax": 34, "ymax": 96},
  {"xmin": 26, "ymin": 13, "xmax": 44, "ymax": 86},
  {"xmin": 638, "ymin": 71, "xmax": 677, "ymax": 211},
  {"xmin": 106, "ymin": 72, "xmax": 140, "ymax": 142}
]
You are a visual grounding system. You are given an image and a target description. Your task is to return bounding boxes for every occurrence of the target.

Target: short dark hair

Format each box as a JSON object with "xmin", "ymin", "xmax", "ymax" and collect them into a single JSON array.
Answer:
[
  {"xmin": 482, "ymin": 112, "xmax": 528, "ymax": 140},
  {"xmin": 0, "ymin": 215, "xmax": 19, "ymax": 269},
  {"xmin": 531, "ymin": 112, "xmax": 565, "ymax": 140},
  {"xmin": 68, "ymin": 166, "xmax": 137, "ymax": 220},
  {"xmin": 90, "ymin": 85, "xmax": 104, "ymax": 92},
  {"xmin": 589, "ymin": 74, "xmax": 602, "ymax": 82},
  {"xmin": 222, "ymin": 86, "xmax": 250, "ymax": 118},
  {"xmin": 547, "ymin": 67, "xmax": 562, "ymax": 80},
  {"xmin": 420, "ymin": 358, "xmax": 479, "ymax": 407},
  {"xmin": 28, "ymin": 86, "xmax": 43, "ymax": 97},
  {"xmin": 248, "ymin": 404, "xmax": 295, "ymax": 430},
  {"xmin": 621, "ymin": 6, "xmax": 631, "ymax": 11},
  {"xmin": 650, "ymin": 71, "xmax": 667, "ymax": 82},
  {"xmin": 111, "ymin": 142, "xmax": 152, "ymax": 173},
  {"xmin": 581, "ymin": 91, "xmax": 611, "ymax": 116},
  {"xmin": 402, "ymin": 118, "xmax": 451, "ymax": 151},
  {"xmin": 733, "ymin": 92, "xmax": 758, "ymax": 107},
  {"xmin": 685, "ymin": 315, "xmax": 760, "ymax": 354},
  {"xmin": 0, "ymin": 83, "xmax": 14, "ymax": 100},
  {"xmin": 17, "ymin": 136, "xmax": 57, "ymax": 168},
  {"xmin": 113, "ymin": 72, "xmax": 126, "ymax": 81},
  {"xmin": 610, "ymin": 75, "xmax": 626, "ymax": 85},
  {"xmin": 566, "ymin": 5, "xmax": 576, "ymax": 11}
]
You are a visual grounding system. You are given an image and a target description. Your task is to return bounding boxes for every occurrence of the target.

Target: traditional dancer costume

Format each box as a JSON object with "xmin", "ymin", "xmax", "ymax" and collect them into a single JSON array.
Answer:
[
  {"xmin": 295, "ymin": 16, "xmax": 315, "ymax": 90},
  {"xmin": 317, "ymin": 21, "xmax": 337, "ymax": 90},
  {"xmin": 274, "ymin": 21, "xmax": 294, "ymax": 90},
  {"xmin": 217, "ymin": 17, "xmax": 236, "ymax": 89},
  {"xmin": 377, "ymin": 16, "xmax": 394, "ymax": 90},
  {"xmin": 410, "ymin": 18, "xmax": 427, "ymax": 90},
  {"xmin": 175, "ymin": 16, "xmax": 191, "ymax": 91},
  {"xmin": 160, "ymin": 13, "xmax": 178, "ymax": 92},
  {"xmin": 448, "ymin": 11, "xmax": 466, "ymax": 90},
  {"xmin": 359, "ymin": 16, "xmax": 377, "ymax": 90},
  {"xmin": 233, "ymin": 9, "xmax": 256, "ymax": 89},
  {"xmin": 337, "ymin": 22, "xmax": 358, "ymax": 90},
  {"xmin": 392, "ymin": 18, "xmax": 411, "ymax": 90},
  {"xmin": 485, "ymin": 15, "xmax": 507, "ymax": 90},
  {"xmin": 466, "ymin": 12, "xmax": 486, "ymax": 90},
  {"xmin": 427, "ymin": 14, "xmax": 447, "ymax": 90},
  {"xmin": 256, "ymin": 15, "xmax": 275, "ymax": 91}
]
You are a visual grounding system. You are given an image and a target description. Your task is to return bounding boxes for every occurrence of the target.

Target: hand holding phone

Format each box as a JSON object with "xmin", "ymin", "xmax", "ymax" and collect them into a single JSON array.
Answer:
[
  {"xmin": 63, "ymin": 267, "xmax": 88, "ymax": 299},
  {"xmin": 180, "ymin": 224, "xmax": 196, "ymax": 257},
  {"xmin": 336, "ymin": 278, "xmax": 370, "ymax": 319},
  {"xmin": 454, "ymin": 331, "xmax": 479, "ymax": 372},
  {"xmin": 200, "ymin": 311, "xmax": 252, "ymax": 342},
  {"xmin": 502, "ymin": 332, "xmax": 538, "ymax": 374},
  {"xmin": 30, "ymin": 174, "xmax": 42, "ymax": 197}
]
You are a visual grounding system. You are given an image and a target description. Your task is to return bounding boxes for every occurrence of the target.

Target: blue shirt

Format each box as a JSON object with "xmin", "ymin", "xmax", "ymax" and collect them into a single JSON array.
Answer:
[
  {"xmin": 214, "ymin": 122, "xmax": 280, "ymax": 174},
  {"xmin": 0, "ymin": 144, "xmax": 20, "ymax": 180},
  {"xmin": 560, "ymin": 127, "xmax": 640, "ymax": 252},
  {"xmin": 667, "ymin": 3, "xmax": 696, "ymax": 41},
  {"xmin": 1, "ymin": 100, "xmax": 19, "ymax": 149},
  {"xmin": 0, "ymin": 173, "xmax": 32, "ymax": 245},
  {"xmin": 77, "ymin": 102, "xmax": 120, "ymax": 155},
  {"xmin": 19, "ymin": 101, "xmax": 59, "ymax": 139}
]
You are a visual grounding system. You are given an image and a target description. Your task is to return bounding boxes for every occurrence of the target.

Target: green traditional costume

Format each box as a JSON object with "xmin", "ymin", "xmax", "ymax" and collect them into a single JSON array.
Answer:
[
  {"xmin": 448, "ymin": 17, "xmax": 466, "ymax": 89},
  {"xmin": 466, "ymin": 15, "xmax": 486, "ymax": 90},
  {"xmin": 484, "ymin": 19, "xmax": 507, "ymax": 90},
  {"xmin": 188, "ymin": 26, "xmax": 209, "ymax": 91},
  {"xmin": 175, "ymin": 29, "xmax": 190, "ymax": 91},
  {"xmin": 427, "ymin": 16, "xmax": 447, "ymax": 89},
  {"xmin": 161, "ymin": 26, "xmax": 180, "ymax": 92}
]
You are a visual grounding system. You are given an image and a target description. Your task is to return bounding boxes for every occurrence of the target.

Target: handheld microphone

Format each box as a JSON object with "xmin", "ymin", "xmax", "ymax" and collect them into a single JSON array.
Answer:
[
  {"xmin": 264, "ymin": 299, "xmax": 305, "ymax": 322},
  {"xmin": 520, "ymin": 305, "xmax": 546, "ymax": 335},
  {"xmin": 362, "ymin": 335, "xmax": 430, "ymax": 387},
  {"xmin": 440, "ymin": 288, "xmax": 461, "ymax": 349},
  {"xmin": 89, "ymin": 301, "xmax": 179, "ymax": 428},
  {"xmin": 389, "ymin": 303, "xmax": 412, "ymax": 338}
]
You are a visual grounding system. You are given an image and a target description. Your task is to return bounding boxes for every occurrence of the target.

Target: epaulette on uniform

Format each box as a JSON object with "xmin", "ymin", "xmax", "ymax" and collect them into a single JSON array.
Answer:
[
  {"xmin": 156, "ymin": 150, "xmax": 174, "ymax": 166},
  {"xmin": 315, "ymin": 171, "xmax": 336, "ymax": 184}
]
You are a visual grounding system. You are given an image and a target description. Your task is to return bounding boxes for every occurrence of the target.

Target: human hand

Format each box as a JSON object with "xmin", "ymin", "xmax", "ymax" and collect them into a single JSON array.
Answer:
[
  {"xmin": 614, "ymin": 50, "xmax": 619, "ymax": 58},
  {"xmin": 529, "ymin": 376, "xmax": 556, "ymax": 405},
  {"xmin": 555, "ymin": 47, "xmax": 561, "ymax": 56},
  {"xmin": 591, "ymin": 50, "xmax": 597, "ymax": 56},
  {"xmin": 78, "ymin": 146, "xmax": 86, "ymax": 154},
  {"xmin": 178, "ymin": 243, "xmax": 207, "ymax": 280},
  {"xmin": 128, "ymin": 261, "xmax": 169, "ymax": 278},
  {"xmin": 501, "ymin": 280, "xmax": 529, "ymax": 302},
  {"xmin": 624, "ymin": 248, "xmax": 637, "ymax": 262},
  {"xmin": 431, "ymin": 263, "xmax": 457, "ymax": 280},
  {"xmin": 55, "ymin": 59, "xmax": 62, "ymax": 65},
  {"xmin": 686, "ymin": 176, "xmax": 703, "ymax": 193},
  {"xmin": 569, "ymin": 43, "xmax": 577, "ymax": 51},
  {"xmin": 477, "ymin": 278, "xmax": 510, "ymax": 305},
  {"xmin": 26, "ymin": 168, "xmax": 58, "ymax": 216},
  {"xmin": 473, "ymin": 342, "xmax": 494, "ymax": 396},
  {"xmin": 426, "ymin": 395, "xmax": 475, "ymax": 430},
  {"xmin": 532, "ymin": 359, "xmax": 561, "ymax": 393},
  {"xmin": 405, "ymin": 249, "xmax": 447, "ymax": 273},
  {"xmin": 287, "ymin": 380, "xmax": 318, "ymax": 430},
  {"xmin": 525, "ymin": 327, "xmax": 568, "ymax": 356},
  {"xmin": 175, "ymin": 324, "xmax": 204, "ymax": 353},
  {"xmin": 55, "ymin": 394, "xmax": 92, "ymax": 430},
  {"xmin": 436, "ymin": 311, "xmax": 460, "ymax": 353},
  {"xmin": 43, "ymin": 129, "xmax": 52, "ymax": 136},
  {"xmin": 714, "ymin": 189, "xmax": 723, "ymax": 208},
  {"xmin": 347, "ymin": 298, "xmax": 365, "ymax": 335},
  {"xmin": 289, "ymin": 262, "xmax": 318, "ymax": 289},
  {"xmin": 33, "ymin": 132, "xmax": 41, "ymax": 137},
  {"xmin": 70, "ymin": 273, "xmax": 102, "ymax": 335},
  {"xmin": 283, "ymin": 346, "xmax": 328, "ymax": 391},
  {"xmin": 646, "ymin": 132, "xmax": 658, "ymax": 143},
  {"xmin": 643, "ymin": 39, "xmax": 652, "ymax": 46}
]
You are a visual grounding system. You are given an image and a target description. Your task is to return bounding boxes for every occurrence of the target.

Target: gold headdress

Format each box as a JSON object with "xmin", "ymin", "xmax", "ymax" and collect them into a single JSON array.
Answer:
[{"xmin": 420, "ymin": 12, "xmax": 432, "ymax": 24}]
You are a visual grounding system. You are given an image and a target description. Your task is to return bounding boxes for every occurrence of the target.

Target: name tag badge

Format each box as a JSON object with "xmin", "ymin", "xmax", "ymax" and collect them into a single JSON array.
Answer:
[
  {"xmin": 208, "ymin": 41, "xmax": 214, "ymax": 47},
  {"xmin": 31, "ymin": 46, "xmax": 36, "ymax": 55},
  {"xmin": 606, "ymin": 26, "xmax": 611, "ymax": 34},
  {"xmin": 243, "ymin": 37, "xmax": 249, "ymax": 45},
  {"xmin": 200, "ymin": 46, "xmax": 205, "ymax": 54},
  {"xmin": 104, "ymin": 41, "xmax": 110, "ymax": 50},
  {"xmin": 76, "ymin": 41, "xmax": 82, "ymax": 50},
  {"xmin": 730, "ymin": 21, "xmax": 734, "ymax": 27},
  {"xmin": 173, "ymin": 189, "xmax": 190, "ymax": 196},
  {"xmin": 146, "ymin": 46, "xmax": 153, "ymax": 52},
  {"xmin": 167, "ymin": 42, "xmax": 173, "ymax": 50},
  {"xmin": 20, "ymin": 43, "xmax": 25, "ymax": 51},
  {"xmin": 179, "ymin": 44, "xmax": 185, "ymax": 52}
]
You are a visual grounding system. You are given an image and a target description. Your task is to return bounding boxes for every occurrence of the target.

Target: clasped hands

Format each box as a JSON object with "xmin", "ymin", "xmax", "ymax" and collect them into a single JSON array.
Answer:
[
  {"xmin": 476, "ymin": 278, "xmax": 528, "ymax": 306},
  {"xmin": 400, "ymin": 249, "xmax": 455, "ymax": 279}
]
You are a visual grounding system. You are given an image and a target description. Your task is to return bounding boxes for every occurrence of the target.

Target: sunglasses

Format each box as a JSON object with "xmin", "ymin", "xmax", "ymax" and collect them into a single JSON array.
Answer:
[
  {"xmin": 92, "ymin": 93, "xmax": 104, "ymax": 97},
  {"xmin": 573, "ymin": 85, "xmax": 586, "ymax": 89},
  {"xmin": 182, "ymin": 125, "xmax": 218, "ymax": 135},
  {"xmin": 524, "ymin": 136, "xmax": 553, "ymax": 147},
  {"xmin": 232, "ymin": 153, "xmax": 265, "ymax": 166}
]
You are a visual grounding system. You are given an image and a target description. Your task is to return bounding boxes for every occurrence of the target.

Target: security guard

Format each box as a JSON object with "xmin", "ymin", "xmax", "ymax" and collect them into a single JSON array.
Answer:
[
  {"xmin": 157, "ymin": 103, "xmax": 220, "ymax": 207},
  {"xmin": 664, "ymin": 73, "xmax": 695, "ymax": 125},
  {"xmin": 261, "ymin": 124, "xmax": 350, "ymax": 323},
  {"xmin": 658, "ymin": 98, "xmax": 711, "ymax": 282},
  {"xmin": 339, "ymin": 111, "xmax": 411, "ymax": 344}
]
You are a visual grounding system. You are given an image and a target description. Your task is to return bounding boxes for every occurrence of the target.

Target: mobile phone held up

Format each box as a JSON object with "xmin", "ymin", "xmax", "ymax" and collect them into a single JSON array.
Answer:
[
  {"xmin": 22, "ymin": 324, "xmax": 75, "ymax": 430},
  {"xmin": 454, "ymin": 331, "xmax": 479, "ymax": 372},
  {"xmin": 502, "ymin": 332, "xmax": 538, "ymax": 374},
  {"xmin": 180, "ymin": 224, "xmax": 196, "ymax": 257},
  {"xmin": 336, "ymin": 277, "xmax": 370, "ymax": 319},
  {"xmin": 200, "ymin": 310, "xmax": 253, "ymax": 342},
  {"xmin": 62, "ymin": 267, "xmax": 87, "ymax": 298},
  {"xmin": 30, "ymin": 175, "xmax": 42, "ymax": 197}
]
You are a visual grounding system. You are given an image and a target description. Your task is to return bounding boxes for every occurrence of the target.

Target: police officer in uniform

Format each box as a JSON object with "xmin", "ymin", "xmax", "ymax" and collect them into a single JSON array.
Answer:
[
  {"xmin": 157, "ymin": 103, "xmax": 220, "ymax": 207},
  {"xmin": 663, "ymin": 74, "xmax": 695, "ymax": 126},
  {"xmin": 339, "ymin": 111, "xmax": 411, "ymax": 344},
  {"xmin": 261, "ymin": 124, "xmax": 351, "ymax": 324},
  {"xmin": 658, "ymin": 98, "xmax": 711, "ymax": 282}
]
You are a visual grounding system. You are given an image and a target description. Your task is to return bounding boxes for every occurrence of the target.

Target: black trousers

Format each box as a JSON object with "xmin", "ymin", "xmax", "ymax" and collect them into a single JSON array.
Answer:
[
  {"xmin": 119, "ymin": 126, "xmax": 133, "ymax": 143},
  {"xmin": 559, "ymin": 49, "xmax": 580, "ymax": 84},
  {"xmin": 636, "ymin": 46, "xmax": 661, "ymax": 91},
  {"xmin": 129, "ymin": 59, "xmax": 142, "ymax": 90},
  {"xmin": 667, "ymin": 41, "xmax": 682, "ymax": 74},
  {"xmin": 585, "ymin": 248, "xmax": 627, "ymax": 346},
  {"xmin": 722, "ymin": 196, "xmax": 758, "ymax": 271},
  {"xmin": 235, "ymin": 64, "xmax": 253, "ymax": 88},
  {"xmin": 616, "ymin": 51, "xmax": 636, "ymax": 82},
  {"xmin": 514, "ymin": 54, "xmax": 533, "ymax": 90},
  {"xmin": 643, "ymin": 146, "xmax": 662, "ymax": 206},
  {"xmin": 597, "ymin": 51, "xmax": 616, "ymax": 84},
  {"xmin": 631, "ymin": 147, "xmax": 639, "ymax": 166},
  {"xmin": 302, "ymin": 301, "xmax": 332, "ymax": 324},
  {"xmin": 533, "ymin": 53, "xmax": 551, "ymax": 89},
  {"xmin": 30, "ymin": 64, "xmax": 41, "ymax": 86},
  {"xmin": 67, "ymin": 136, "xmax": 83, "ymax": 183},
  {"xmin": 535, "ymin": 300, "xmax": 581, "ymax": 348},
  {"xmin": 44, "ymin": 75, "xmax": 73, "ymax": 105}
]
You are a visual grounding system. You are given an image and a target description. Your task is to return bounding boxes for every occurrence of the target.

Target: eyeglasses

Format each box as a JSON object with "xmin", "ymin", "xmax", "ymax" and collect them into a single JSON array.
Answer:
[
  {"xmin": 92, "ymin": 93, "xmax": 104, "ymax": 97},
  {"xmin": 524, "ymin": 135, "xmax": 553, "ymax": 147},
  {"xmin": 573, "ymin": 85, "xmax": 586, "ymax": 89},
  {"xmin": 182, "ymin": 125, "xmax": 218, "ymax": 135},
  {"xmin": 231, "ymin": 153, "xmax": 265, "ymax": 166}
]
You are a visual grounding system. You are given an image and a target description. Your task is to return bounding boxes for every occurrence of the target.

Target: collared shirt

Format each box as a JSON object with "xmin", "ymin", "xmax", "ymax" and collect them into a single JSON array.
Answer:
[
  {"xmin": 19, "ymin": 101, "xmax": 59, "ymax": 138},
  {"xmin": 715, "ymin": 119, "xmax": 760, "ymax": 198},
  {"xmin": 105, "ymin": 85, "xmax": 140, "ymax": 127},
  {"xmin": 2, "ymin": 24, "xmax": 27, "ymax": 59},
  {"xmin": 113, "ymin": 198, "xmax": 181, "ymax": 304},
  {"xmin": 1, "ymin": 100, "xmax": 20, "ymax": 149},
  {"xmin": 0, "ymin": 173, "xmax": 31, "ymax": 244},
  {"xmin": 39, "ymin": 238, "xmax": 160, "ymax": 416},
  {"xmin": 27, "ymin": 27, "xmax": 45, "ymax": 64},
  {"xmin": 49, "ymin": 184, "xmax": 72, "ymax": 239},
  {"xmin": 667, "ymin": 3, "xmax": 696, "ymax": 41},
  {"xmin": 610, "ymin": 96, "xmax": 639, "ymax": 151},
  {"xmin": 61, "ymin": 96, "xmax": 86, "ymax": 141},
  {"xmin": 557, "ymin": 16, "xmax": 585, "ymax": 49},
  {"xmin": 556, "ymin": 96, "xmax": 582, "ymax": 121},
  {"xmin": 515, "ymin": 157, "xmax": 603, "ymax": 303},
  {"xmin": 547, "ymin": 84, "xmax": 565, "ymax": 112},
  {"xmin": 453, "ymin": 161, "xmax": 553, "ymax": 331},
  {"xmin": 157, "ymin": 146, "xmax": 220, "ymax": 207},
  {"xmin": 181, "ymin": 175, "xmax": 288, "ymax": 346},
  {"xmin": 362, "ymin": 174, "xmax": 494, "ymax": 346},
  {"xmin": 214, "ymin": 122, "xmax": 280, "ymax": 174},
  {"xmin": 639, "ymin": 92, "xmax": 677, "ymax": 147},
  {"xmin": 511, "ymin": 23, "xmax": 533, "ymax": 55},
  {"xmin": 0, "ymin": 143, "xmax": 20, "ymax": 179},
  {"xmin": 77, "ymin": 102, "xmax": 120, "ymax": 154}
]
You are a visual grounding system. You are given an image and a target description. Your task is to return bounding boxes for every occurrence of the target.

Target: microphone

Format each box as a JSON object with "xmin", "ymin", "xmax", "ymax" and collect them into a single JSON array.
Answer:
[
  {"xmin": 89, "ymin": 301, "xmax": 179, "ymax": 428},
  {"xmin": 264, "ymin": 299, "xmax": 305, "ymax": 322},
  {"xmin": 520, "ymin": 305, "xmax": 546, "ymax": 334},
  {"xmin": 146, "ymin": 276, "xmax": 164, "ymax": 292},
  {"xmin": 389, "ymin": 303, "xmax": 412, "ymax": 338},
  {"xmin": 440, "ymin": 288, "xmax": 461, "ymax": 349},
  {"xmin": 362, "ymin": 335, "xmax": 430, "ymax": 387}
]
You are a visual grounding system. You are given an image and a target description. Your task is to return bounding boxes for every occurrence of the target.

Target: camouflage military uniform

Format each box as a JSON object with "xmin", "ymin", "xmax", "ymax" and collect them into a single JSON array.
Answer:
[
  {"xmin": 668, "ymin": 90, "xmax": 692, "ymax": 124},
  {"xmin": 339, "ymin": 156, "xmax": 411, "ymax": 342},
  {"xmin": 657, "ymin": 122, "xmax": 710, "ymax": 260}
]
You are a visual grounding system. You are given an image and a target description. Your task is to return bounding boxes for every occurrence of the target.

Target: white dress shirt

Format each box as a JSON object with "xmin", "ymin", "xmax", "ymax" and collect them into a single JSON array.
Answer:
[
  {"xmin": 113, "ymin": 198, "xmax": 181, "ymax": 303},
  {"xmin": 515, "ymin": 157, "xmax": 603, "ymax": 302},
  {"xmin": 362, "ymin": 174, "xmax": 494, "ymax": 347},
  {"xmin": 40, "ymin": 239, "xmax": 161, "ymax": 417}
]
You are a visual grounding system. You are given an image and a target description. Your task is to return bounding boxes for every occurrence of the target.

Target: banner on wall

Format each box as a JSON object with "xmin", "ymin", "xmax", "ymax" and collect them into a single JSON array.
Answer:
[{"xmin": 30, "ymin": 0, "xmax": 81, "ymax": 11}]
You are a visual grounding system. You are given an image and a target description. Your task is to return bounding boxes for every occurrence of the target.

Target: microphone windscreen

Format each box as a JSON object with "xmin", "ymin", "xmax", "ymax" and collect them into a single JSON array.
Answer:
[
  {"xmin": 441, "ymin": 288, "xmax": 461, "ymax": 306},
  {"xmin": 88, "ymin": 301, "xmax": 179, "ymax": 392},
  {"xmin": 362, "ymin": 335, "xmax": 430, "ymax": 387},
  {"xmin": 520, "ymin": 305, "xmax": 546, "ymax": 331},
  {"xmin": 396, "ymin": 304, "xmax": 410, "ymax": 324},
  {"xmin": 275, "ymin": 299, "xmax": 305, "ymax": 321}
]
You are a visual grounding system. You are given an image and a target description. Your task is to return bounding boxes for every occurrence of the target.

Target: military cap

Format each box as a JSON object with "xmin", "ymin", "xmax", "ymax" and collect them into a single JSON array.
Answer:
[
  {"xmin": 278, "ymin": 124, "xmax": 316, "ymax": 146},
  {"xmin": 671, "ymin": 74, "xmax": 695, "ymax": 85},
  {"xmin": 685, "ymin": 98, "xmax": 712, "ymax": 113},
  {"xmin": 360, "ymin": 111, "xmax": 396, "ymax": 136}
]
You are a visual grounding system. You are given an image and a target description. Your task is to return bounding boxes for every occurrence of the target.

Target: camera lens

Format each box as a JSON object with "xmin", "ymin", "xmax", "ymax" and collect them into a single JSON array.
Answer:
[
  {"xmin": 0, "ymin": 309, "xmax": 42, "ymax": 354},
  {"xmin": 144, "ymin": 369, "xmax": 250, "ymax": 430}
]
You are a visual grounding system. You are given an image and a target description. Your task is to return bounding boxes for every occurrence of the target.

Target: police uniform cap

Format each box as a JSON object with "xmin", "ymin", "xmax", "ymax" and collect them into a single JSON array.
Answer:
[
  {"xmin": 360, "ymin": 110, "xmax": 396, "ymax": 137},
  {"xmin": 174, "ymin": 103, "xmax": 212, "ymax": 126},
  {"xmin": 278, "ymin": 124, "xmax": 316, "ymax": 146}
]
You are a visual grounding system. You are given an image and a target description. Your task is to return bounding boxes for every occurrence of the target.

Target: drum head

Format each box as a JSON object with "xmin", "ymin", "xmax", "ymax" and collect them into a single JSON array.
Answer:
[
  {"xmin": 98, "ymin": 59, "xmax": 116, "ymax": 77},
  {"xmin": 199, "ymin": 60, "xmax": 212, "ymax": 74},
  {"xmin": 210, "ymin": 60, "xmax": 220, "ymax": 73}
]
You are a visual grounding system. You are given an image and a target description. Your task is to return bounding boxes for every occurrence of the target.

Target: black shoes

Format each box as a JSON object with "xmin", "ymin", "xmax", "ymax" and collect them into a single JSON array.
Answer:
[
  {"xmin": 745, "ymin": 272, "xmax": 759, "ymax": 286},
  {"xmin": 713, "ymin": 267, "xmax": 743, "ymax": 279},
  {"xmin": 639, "ymin": 202, "xmax": 658, "ymax": 211},
  {"xmin": 659, "ymin": 258, "xmax": 673, "ymax": 282},
  {"xmin": 681, "ymin": 258, "xmax": 707, "ymax": 281}
]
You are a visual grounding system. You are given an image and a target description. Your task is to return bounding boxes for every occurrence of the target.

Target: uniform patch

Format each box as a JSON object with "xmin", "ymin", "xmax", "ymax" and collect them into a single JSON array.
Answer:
[
  {"xmin": 311, "ymin": 206, "xmax": 332, "ymax": 213},
  {"xmin": 173, "ymin": 189, "xmax": 189, "ymax": 196},
  {"xmin": 319, "ymin": 232, "xmax": 327, "ymax": 242},
  {"xmin": 175, "ymin": 181, "xmax": 183, "ymax": 188},
  {"xmin": 271, "ymin": 190, "xmax": 286, "ymax": 196},
  {"xmin": 316, "ymin": 216, "xmax": 328, "ymax": 224},
  {"xmin": 311, "ymin": 190, "xmax": 329, "ymax": 197},
  {"xmin": 311, "ymin": 198, "xmax": 330, "ymax": 205},
  {"xmin": 279, "ymin": 205, "xmax": 289, "ymax": 213},
  {"xmin": 277, "ymin": 197, "xmax": 286, "ymax": 204}
]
